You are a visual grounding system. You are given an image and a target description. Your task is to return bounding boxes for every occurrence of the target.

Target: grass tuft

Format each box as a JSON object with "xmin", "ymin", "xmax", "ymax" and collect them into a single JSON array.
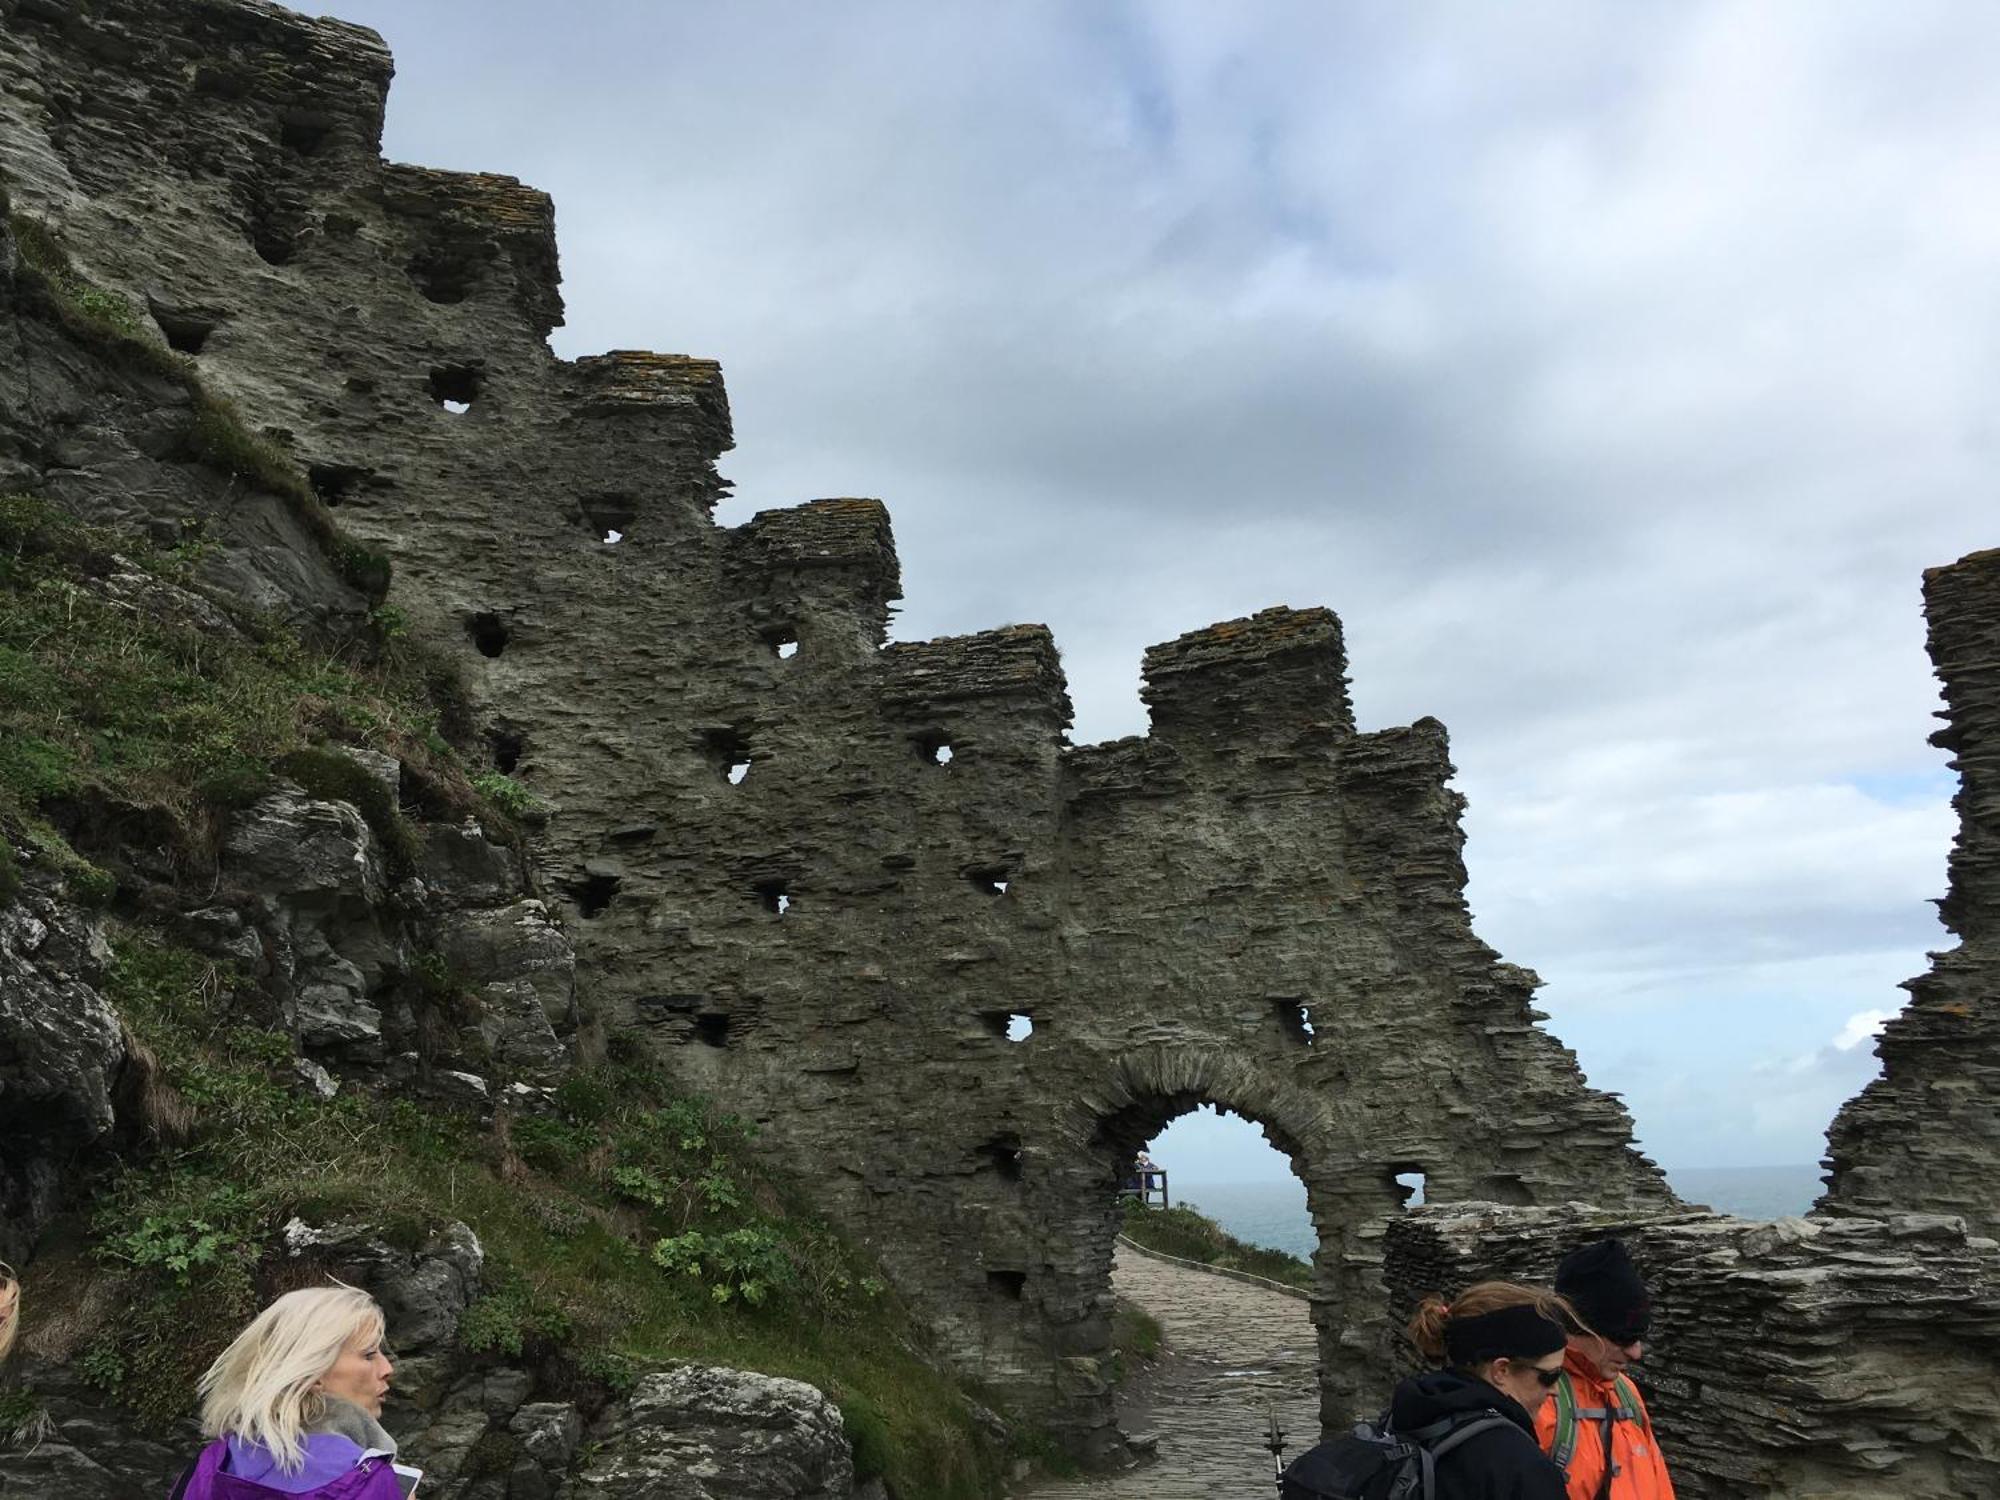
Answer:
[
  {"xmin": 0, "ymin": 491, "xmax": 477, "ymax": 890},
  {"xmin": 5, "ymin": 205, "xmax": 389, "ymax": 602}
]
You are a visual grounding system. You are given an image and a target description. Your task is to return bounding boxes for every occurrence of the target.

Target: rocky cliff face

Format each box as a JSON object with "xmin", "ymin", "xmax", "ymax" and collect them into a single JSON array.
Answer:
[{"xmin": 1821, "ymin": 548, "xmax": 2000, "ymax": 1238}]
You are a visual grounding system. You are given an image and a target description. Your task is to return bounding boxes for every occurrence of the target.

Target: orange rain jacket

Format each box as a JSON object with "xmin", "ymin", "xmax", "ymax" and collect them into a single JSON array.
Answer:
[{"xmin": 1533, "ymin": 1348, "xmax": 1676, "ymax": 1500}]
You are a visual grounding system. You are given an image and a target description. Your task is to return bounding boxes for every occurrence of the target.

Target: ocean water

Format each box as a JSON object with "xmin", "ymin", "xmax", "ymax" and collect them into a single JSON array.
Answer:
[{"xmin": 1170, "ymin": 1165, "xmax": 1825, "ymax": 1262}]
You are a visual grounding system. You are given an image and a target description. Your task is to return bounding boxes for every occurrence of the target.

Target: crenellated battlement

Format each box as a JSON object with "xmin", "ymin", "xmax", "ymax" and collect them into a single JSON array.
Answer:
[
  {"xmin": 1140, "ymin": 604, "xmax": 1354, "ymax": 743},
  {"xmin": 882, "ymin": 625, "xmax": 1070, "ymax": 718},
  {"xmin": 378, "ymin": 166, "xmax": 564, "ymax": 336}
]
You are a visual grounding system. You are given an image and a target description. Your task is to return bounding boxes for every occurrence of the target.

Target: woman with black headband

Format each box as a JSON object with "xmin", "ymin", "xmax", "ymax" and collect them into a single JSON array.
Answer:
[{"xmin": 1391, "ymin": 1281, "xmax": 1574, "ymax": 1498}]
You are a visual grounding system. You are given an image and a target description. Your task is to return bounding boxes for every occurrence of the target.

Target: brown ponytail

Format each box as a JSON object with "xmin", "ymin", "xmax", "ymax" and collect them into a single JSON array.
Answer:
[{"xmin": 1408, "ymin": 1293, "xmax": 1454, "ymax": 1362}]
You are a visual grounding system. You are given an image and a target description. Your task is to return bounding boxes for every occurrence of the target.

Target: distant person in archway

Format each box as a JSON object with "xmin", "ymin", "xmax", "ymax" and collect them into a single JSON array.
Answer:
[
  {"xmin": 1280, "ymin": 1281, "xmax": 1570, "ymax": 1499},
  {"xmin": 1536, "ymin": 1239, "xmax": 1675, "ymax": 1500}
]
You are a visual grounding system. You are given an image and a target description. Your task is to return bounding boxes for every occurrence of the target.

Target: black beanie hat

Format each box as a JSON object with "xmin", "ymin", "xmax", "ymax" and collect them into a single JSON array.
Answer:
[{"xmin": 1554, "ymin": 1238, "xmax": 1652, "ymax": 1344}]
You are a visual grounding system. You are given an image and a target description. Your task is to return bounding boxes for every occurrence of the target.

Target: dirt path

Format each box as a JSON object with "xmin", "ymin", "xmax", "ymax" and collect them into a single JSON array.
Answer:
[{"xmin": 1026, "ymin": 1243, "xmax": 1321, "ymax": 1499}]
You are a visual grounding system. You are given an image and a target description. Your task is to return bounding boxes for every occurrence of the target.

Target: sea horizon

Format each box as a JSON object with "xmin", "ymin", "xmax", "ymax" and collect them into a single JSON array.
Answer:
[{"xmin": 1165, "ymin": 1163, "xmax": 1825, "ymax": 1261}]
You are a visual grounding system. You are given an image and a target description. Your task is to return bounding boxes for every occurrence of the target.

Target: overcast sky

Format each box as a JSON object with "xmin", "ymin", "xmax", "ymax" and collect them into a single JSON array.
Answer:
[{"xmin": 326, "ymin": 1, "xmax": 1995, "ymax": 1176}]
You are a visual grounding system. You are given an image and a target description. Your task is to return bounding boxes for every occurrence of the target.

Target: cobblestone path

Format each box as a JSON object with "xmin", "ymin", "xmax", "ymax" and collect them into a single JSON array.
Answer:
[{"xmin": 1027, "ymin": 1244, "xmax": 1321, "ymax": 1499}]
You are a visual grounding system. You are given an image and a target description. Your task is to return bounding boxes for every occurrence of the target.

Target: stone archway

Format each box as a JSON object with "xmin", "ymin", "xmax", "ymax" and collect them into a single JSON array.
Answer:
[{"xmin": 1038, "ymin": 1045, "xmax": 1412, "ymax": 1456}]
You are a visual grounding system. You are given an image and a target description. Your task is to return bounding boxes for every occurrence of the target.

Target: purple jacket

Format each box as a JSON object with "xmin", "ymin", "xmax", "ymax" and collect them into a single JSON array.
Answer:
[{"xmin": 173, "ymin": 1438, "xmax": 406, "ymax": 1500}]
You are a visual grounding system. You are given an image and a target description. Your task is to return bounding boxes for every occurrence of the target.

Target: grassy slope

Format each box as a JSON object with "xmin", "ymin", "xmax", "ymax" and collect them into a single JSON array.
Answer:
[{"xmin": 1120, "ymin": 1199, "xmax": 1314, "ymax": 1290}]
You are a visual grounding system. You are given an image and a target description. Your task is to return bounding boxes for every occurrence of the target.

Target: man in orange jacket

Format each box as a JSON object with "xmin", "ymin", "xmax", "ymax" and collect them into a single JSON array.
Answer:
[{"xmin": 1534, "ymin": 1239, "xmax": 1676, "ymax": 1499}]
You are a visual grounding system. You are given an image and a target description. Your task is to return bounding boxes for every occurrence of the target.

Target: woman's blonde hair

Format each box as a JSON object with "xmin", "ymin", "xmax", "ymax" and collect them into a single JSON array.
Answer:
[
  {"xmin": 197, "ymin": 1283, "xmax": 384, "ymax": 1472},
  {"xmin": 0, "ymin": 1263, "xmax": 19, "ymax": 1362},
  {"xmin": 1408, "ymin": 1280, "xmax": 1579, "ymax": 1367}
]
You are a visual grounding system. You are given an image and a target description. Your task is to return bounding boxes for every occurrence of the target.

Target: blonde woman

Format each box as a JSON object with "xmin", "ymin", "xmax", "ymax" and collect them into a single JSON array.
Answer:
[
  {"xmin": 0, "ymin": 1261, "xmax": 19, "ymax": 1363},
  {"xmin": 168, "ymin": 1283, "xmax": 409, "ymax": 1499}
]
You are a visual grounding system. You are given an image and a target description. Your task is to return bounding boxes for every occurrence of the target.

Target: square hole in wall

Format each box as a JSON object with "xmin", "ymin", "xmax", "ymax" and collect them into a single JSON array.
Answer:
[
  {"xmin": 579, "ymin": 492, "xmax": 638, "ymax": 544},
  {"xmin": 486, "ymin": 724, "xmax": 526, "ymax": 774},
  {"xmin": 429, "ymin": 363, "xmax": 481, "ymax": 413},
  {"xmin": 753, "ymin": 879, "xmax": 791, "ymax": 915},
  {"xmin": 694, "ymin": 1013, "xmax": 732, "ymax": 1048},
  {"xmin": 306, "ymin": 462, "xmax": 369, "ymax": 507},
  {"xmin": 979, "ymin": 1136, "xmax": 1025, "ymax": 1181},
  {"xmin": 915, "ymin": 731, "xmax": 954, "ymax": 766},
  {"xmin": 1393, "ymin": 1170, "xmax": 1427, "ymax": 1209},
  {"xmin": 570, "ymin": 870, "xmax": 621, "ymax": 919},
  {"xmin": 148, "ymin": 302, "xmax": 219, "ymax": 355},
  {"xmin": 465, "ymin": 611, "xmax": 510, "ymax": 658},
  {"xmin": 698, "ymin": 726, "xmax": 754, "ymax": 784},
  {"xmin": 1274, "ymin": 999, "xmax": 1315, "ymax": 1044},
  {"xmin": 986, "ymin": 1269, "xmax": 1027, "ymax": 1301},
  {"xmin": 966, "ymin": 867, "xmax": 1011, "ymax": 897}
]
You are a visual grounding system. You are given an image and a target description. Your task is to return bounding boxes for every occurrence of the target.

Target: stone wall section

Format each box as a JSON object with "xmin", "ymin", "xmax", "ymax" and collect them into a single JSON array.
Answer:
[
  {"xmin": 1821, "ymin": 548, "xmax": 2000, "ymax": 1238},
  {"xmin": 0, "ymin": 0, "xmax": 1674, "ymax": 1450}
]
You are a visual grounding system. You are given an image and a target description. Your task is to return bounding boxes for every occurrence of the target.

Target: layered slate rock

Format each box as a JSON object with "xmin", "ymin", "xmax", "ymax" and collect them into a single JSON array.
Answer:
[
  {"xmin": 1384, "ymin": 1202, "xmax": 2000, "ymax": 1500},
  {"xmin": 0, "ymin": 0, "xmax": 1674, "ymax": 1452},
  {"xmin": 565, "ymin": 1368, "xmax": 855, "ymax": 1500},
  {"xmin": 1821, "ymin": 548, "xmax": 2000, "ymax": 1239},
  {"xmin": 0, "ymin": 878, "xmax": 122, "ymax": 1263}
]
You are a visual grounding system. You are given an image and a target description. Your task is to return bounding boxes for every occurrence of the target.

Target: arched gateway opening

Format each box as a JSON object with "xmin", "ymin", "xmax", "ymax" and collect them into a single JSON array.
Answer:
[
  {"xmin": 1046, "ymin": 1050, "xmax": 1425, "ymax": 1462},
  {"xmin": 1109, "ymin": 1103, "xmax": 1322, "ymax": 1464}
]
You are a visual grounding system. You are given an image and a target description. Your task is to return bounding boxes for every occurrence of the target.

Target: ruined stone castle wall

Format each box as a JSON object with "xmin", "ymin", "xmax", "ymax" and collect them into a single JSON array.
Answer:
[
  {"xmin": 1821, "ymin": 547, "xmax": 2000, "ymax": 1238},
  {"xmin": 0, "ymin": 0, "xmax": 1674, "ymax": 1449}
]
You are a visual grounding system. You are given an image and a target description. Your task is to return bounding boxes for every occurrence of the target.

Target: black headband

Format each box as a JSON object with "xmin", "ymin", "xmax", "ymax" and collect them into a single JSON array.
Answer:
[{"xmin": 1443, "ymin": 1304, "xmax": 1568, "ymax": 1367}]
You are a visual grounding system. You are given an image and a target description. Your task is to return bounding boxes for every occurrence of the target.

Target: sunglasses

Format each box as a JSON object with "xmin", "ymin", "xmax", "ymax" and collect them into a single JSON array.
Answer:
[{"xmin": 1532, "ymin": 1366, "xmax": 1565, "ymax": 1388}]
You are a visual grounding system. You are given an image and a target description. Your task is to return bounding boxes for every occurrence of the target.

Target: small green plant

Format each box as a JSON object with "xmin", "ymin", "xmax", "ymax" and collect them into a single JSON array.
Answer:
[
  {"xmin": 96, "ymin": 1192, "xmax": 257, "ymax": 1284},
  {"xmin": 610, "ymin": 1165, "xmax": 674, "ymax": 1210},
  {"xmin": 77, "ymin": 1342, "xmax": 128, "ymax": 1395},
  {"xmin": 1110, "ymin": 1297, "xmax": 1164, "ymax": 1380},
  {"xmin": 472, "ymin": 770, "xmax": 544, "ymax": 820},
  {"xmin": 650, "ymin": 1226, "xmax": 791, "ymax": 1306},
  {"xmin": 458, "ymin": 1268, "xmax": 573, "ymax": 1359},
  {"xmin": 0, "ymin": 1386, "xmax": 52, "ymax": 1450},
  {"xmin": 368, "ymin": 604, "xmax": 410, "ymax": 641}
]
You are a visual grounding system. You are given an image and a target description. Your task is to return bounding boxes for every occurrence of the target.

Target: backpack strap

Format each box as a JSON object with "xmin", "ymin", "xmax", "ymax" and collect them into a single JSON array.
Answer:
[
  {"xmin": 1593, "ymin": 1403, "xmax": 1618, "ymax": 1500},
  {"xmin": 1425, "ymin": 1414, "xmax": 1515, "ymax": 1461},
  {"xmin": 1405, "ymin": 1410, "xmax": 1518, "ymax": 1500},
  {"xmin": 169, "ymin": 1462, "xmax": 195, "ymax": 1500},
  {"xmin": 1549, "ymin": 1372, "xmax": 1580, "ymax": 1468}
]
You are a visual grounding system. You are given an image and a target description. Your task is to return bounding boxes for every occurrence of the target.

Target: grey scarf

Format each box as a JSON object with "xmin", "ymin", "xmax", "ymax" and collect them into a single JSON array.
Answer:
[{"xmin": 310, "ymin": 1395, "xmax": 396, "ymax": 1457}]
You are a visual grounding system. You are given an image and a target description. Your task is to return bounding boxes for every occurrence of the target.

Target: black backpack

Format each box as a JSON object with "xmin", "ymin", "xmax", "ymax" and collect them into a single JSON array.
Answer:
[{"xmin": 1279, "ymin": 1409, "xmax": 1515, "ymax": 1500}]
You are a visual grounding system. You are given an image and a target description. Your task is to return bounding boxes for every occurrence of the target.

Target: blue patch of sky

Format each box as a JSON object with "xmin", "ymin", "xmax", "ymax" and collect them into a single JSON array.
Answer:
[
  {"xmin": 1848, "ymin": 768, "xmax": 1956, "ymax": 806},
  {"xmin": 1064, "ymin": 2, "xmax": 1177, "ymax": 157}
]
